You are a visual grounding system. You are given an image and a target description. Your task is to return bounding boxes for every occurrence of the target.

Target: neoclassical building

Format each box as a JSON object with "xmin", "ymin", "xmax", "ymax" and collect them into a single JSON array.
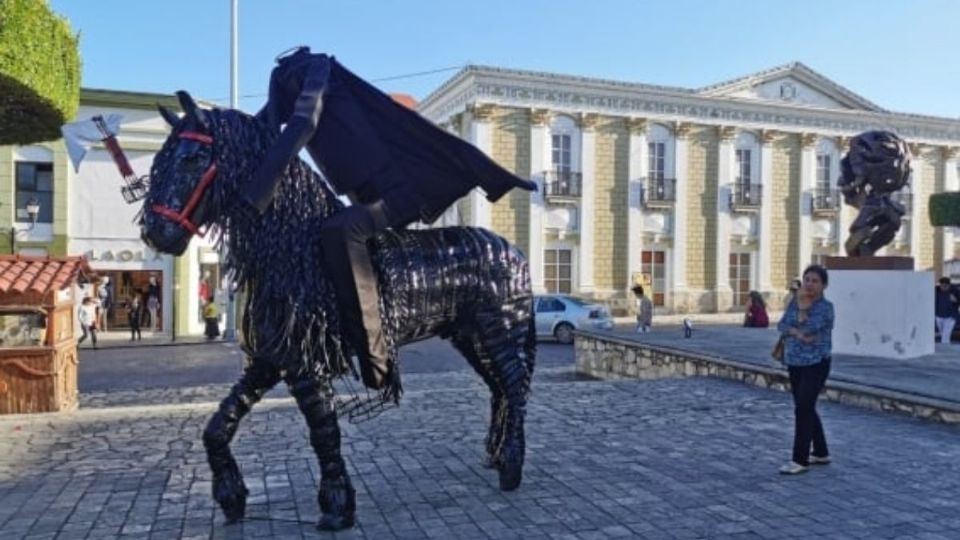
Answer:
[{"xmin": 419, "ymin": 62, "xmax": 960, "ymax": 313}]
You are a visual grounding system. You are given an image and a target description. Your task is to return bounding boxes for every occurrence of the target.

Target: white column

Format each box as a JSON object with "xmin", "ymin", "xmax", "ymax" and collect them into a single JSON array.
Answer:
[
  {"xmin": 909, "ymin": 144, "xmax": 923, "ymax": 265},
  {"xmin": 758, "ymin": 130, "xmax": 775, "ymax": 292},
  {"xmin": 627, "ymin": 118, "xmax": 648, "ymax": 290},
  {"xmin": 716, "ymin": 127, "xmax": 735, "ymax": 311},
  {"xmin": 578, "ymin": 114, "xmax": 598, "ymax": 294},
  {"xmin": 529, "ymin": 109, "xmax": 551, "ymax": 294},
  {"xmin": 672, "ymin": 123, "xmax": 690, "ymax": 308},
  {"xmin": 467, "ymin": 104, "xmax": 494, "ymax": 229},
  {"xmin": 943, "ymin": 148, "xmax": 960, "ymax": 261},
  {"xmin": 798, "ymin": 134, "xmax": 817, "ymax": 272}
]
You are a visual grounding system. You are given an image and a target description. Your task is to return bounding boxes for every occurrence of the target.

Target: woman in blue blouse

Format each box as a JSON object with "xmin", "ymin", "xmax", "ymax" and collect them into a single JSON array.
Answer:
[{"xmin": 776, "ymin": 264, "xmax": 834, "ymax": 475}]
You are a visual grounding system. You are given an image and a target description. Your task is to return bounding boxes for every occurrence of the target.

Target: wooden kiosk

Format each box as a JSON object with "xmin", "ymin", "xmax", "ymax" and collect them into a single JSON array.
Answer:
[{"xmin": 0, "ymin": 255, "xmax": 95, "ymax": 414}]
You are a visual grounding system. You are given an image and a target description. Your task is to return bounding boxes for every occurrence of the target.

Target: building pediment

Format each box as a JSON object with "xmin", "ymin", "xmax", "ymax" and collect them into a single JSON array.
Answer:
[{"xmin": 697, "ymin": 62, "xmax": 884, "ymax": 112}]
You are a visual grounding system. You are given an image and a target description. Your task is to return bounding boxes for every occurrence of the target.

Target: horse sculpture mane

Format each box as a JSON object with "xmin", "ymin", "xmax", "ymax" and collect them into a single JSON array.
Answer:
[
  {"xmin": 151, "ymin": 107, "xmax": 354, "ymax": 375},
  {"xmin": 144, "ymin": 94, "xmax": 535, "ymax": 530}
]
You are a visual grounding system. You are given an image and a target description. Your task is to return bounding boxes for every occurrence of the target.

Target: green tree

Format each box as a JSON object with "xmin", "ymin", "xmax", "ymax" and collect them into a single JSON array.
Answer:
[
  {"xmin": 929, "ymin": 192, "xmax": 960, "ymax": 227},
  {"xmin": 0, "ymin": 0, "xmax": 80, "ymax": 145}
]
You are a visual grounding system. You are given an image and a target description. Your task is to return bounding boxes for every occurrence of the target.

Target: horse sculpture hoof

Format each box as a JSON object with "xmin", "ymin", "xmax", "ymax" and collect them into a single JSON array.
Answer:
[
  {"xmin": 317, "ymin": 476, "xmax": 356, "ymax": 531},
  {"xmin": 212, "ymin": 466, "xmax": 249, "ymax": 524},
  {"xmin": 316, "ymin": 513, "xmax": 356, "ymax": 531},
  {"xmin": 498, "ymin": 446, "xmax": 524, "ymax": 491},
  {"xmin": 498, "ymin": 463, "xmax": 523, "ymax": 491}
]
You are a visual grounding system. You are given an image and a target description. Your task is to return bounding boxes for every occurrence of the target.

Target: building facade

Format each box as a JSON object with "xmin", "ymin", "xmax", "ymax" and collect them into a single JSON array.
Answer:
[
  {"xmin": 1, "ymin": 89, "xmax": 225, "ymax": 336},
  {"xmin": 419, "ymin": 62, "xmax": 960, "ymax": 313}
]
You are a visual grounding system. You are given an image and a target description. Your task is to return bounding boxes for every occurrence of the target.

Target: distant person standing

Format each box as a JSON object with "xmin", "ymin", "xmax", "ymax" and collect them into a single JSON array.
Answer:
[
  {"xmin": 127, "ymin": 296, "xmax": 143, "ymax": 341},
  {"xmin": 203, "ymin": 295, "xmax": 220, "ymax": 340},
  {"xmin": 632, "ymin": 285, "xmax": 653, "ymax": 333},
  {"xmin": 785, "ymin": 279, "xmax": 802, "ymax": 307},
  {"xmin": 97, "ymin": 276, "xmax": 112, "ymax": 332},
  {"xmin": 77, "ymin": 297, "xmax": 98, "ymax": 349},
  {"xmin": 144, "ymin": 274, "xmax": 161, "ymax": 330},
  {"xmin": 934, "ymin": 277, "xmax": 958, "ymax": 344},
  {"xmin": 776, "ymin": 265, "xmax": 834, "ymax": 475}
]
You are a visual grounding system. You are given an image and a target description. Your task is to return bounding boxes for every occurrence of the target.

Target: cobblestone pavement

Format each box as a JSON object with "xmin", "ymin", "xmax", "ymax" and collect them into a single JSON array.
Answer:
[{"xmin": 3, "ymin": 366, "xmax": 960, "ymax": 539}]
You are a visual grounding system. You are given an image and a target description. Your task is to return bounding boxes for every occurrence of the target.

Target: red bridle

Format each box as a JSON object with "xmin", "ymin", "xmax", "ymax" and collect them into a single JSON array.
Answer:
[{"xmin": 151, "ymin": 131, "xmax": 217, "ymax": 237}]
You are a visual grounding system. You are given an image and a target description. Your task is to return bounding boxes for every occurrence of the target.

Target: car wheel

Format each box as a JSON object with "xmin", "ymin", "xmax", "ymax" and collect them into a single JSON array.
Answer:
[{"xmin": 554, "ymin": 323, "xmax": 575, "ymax": 345}]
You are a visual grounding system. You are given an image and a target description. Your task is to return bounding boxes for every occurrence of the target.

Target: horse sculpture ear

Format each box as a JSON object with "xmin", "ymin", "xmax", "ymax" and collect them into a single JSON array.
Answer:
[
  {"xmin": 176, "ymin": 90, "xmax": 209, "ymax": 131},
  {"xmin": 157, "ymin": 105, "xmax": 180, "ymax": 127}
]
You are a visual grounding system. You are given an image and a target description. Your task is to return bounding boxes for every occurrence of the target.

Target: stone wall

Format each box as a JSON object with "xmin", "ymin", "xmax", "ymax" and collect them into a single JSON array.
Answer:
[{"xmin": 576, "ymin": 332, "xmax": 960, "ymax": 425}]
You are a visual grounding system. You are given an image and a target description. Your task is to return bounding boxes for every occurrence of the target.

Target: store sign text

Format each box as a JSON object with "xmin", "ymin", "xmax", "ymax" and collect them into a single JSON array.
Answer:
[{"xmin": 84, "ymin": 249, "xmax": 163, "ymax": 262}]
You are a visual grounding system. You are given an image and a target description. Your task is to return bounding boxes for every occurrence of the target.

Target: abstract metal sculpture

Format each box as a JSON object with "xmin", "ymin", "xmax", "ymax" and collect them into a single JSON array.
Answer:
[
  {"xmin": 838, "ymin": 130, "xmax": 912, "ymax": 256},
  {"xmin": 140, "ymin": 92, "xmax": 535, "ymax": 530}
]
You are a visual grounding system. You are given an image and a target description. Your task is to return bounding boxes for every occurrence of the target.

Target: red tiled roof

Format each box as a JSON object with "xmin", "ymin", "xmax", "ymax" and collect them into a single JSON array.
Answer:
[
  {"xmin": 0, "ymin": 255, "xmax": 94, "ymax": 296},
  {"xmin": 389, "ymin": 93, "xmax": 418, "ymax": 110}
]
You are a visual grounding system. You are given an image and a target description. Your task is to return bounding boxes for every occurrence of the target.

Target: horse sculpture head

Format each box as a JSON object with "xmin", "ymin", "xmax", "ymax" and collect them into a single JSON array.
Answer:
[{"xmin": 141, "ymin": 91, "xmax": 237, "ymax": 256}]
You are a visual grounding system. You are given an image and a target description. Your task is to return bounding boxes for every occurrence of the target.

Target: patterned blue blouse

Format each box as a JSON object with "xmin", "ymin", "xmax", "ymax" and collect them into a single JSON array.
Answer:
[{"xmin": 776, "ymin": 297, "xmax": 834, "ymax": 367}]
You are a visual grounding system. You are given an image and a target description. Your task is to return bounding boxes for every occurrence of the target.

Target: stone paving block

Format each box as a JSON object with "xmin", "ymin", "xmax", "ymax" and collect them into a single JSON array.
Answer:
[{"xmin": 2, "ymin": 373, "xmax": 960, "ymax": 538}]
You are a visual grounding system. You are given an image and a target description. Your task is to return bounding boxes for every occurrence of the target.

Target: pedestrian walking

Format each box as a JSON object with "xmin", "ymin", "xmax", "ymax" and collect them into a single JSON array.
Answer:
[
  {"xmin": 77, "ymin": 297, "xmax": 98, "ymax": 349},
  {"xmin": 632, "ymin": 285, "xmax": 653, "ymax": 333},
  {"xmin": 934, "ymin": 277, "xmax": 958, "ymax": 344},
  {"xmin": 776, "ymin": 264, "xmax": 834, "ymax": 475},
  {"xmin": 203, "ymin": 295, "xmax": 220, "ymax": 340},
  {"xmin": 127, "ymin": 296, "xmax": 143, "ymax": 341}
]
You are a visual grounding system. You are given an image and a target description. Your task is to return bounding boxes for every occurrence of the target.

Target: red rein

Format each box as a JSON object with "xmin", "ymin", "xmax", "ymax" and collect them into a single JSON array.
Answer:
[{"xmin": 151, "ymin": 131, "xmax": 216, "ymax": 237}]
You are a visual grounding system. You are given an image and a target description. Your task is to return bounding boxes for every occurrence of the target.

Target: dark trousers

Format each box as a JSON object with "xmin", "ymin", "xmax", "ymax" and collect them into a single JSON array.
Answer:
[
  {"xmin": 787, "ymin": 357, "xmax": 831, "ymax": 465},
  {"xmin": 78, "ymin": 324, "xmax": 97, "ymax": 347},
  {"xmin": 130, "ymin": 321, "xmax": 142, "ymax": 340}
]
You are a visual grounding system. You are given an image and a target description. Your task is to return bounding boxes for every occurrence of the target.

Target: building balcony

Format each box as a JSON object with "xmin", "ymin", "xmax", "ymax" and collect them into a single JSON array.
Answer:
[
  {"xmin": 890, "ymin": 191, "xmax": 912, "ymax": 217},
  {"xmin": 811, "ymin": 187, "xmax": 841, "ymax": 216},
  {"xmin": 543, "ymin": 170, "xmax": 582, "ymax": 202},
  {"xmin": 641, "ymin": 177, "xmax": 676, "ymax": 208},
  {"xmin": 729, "ymin": 183, "xmax": 763, "ymax": 212}
]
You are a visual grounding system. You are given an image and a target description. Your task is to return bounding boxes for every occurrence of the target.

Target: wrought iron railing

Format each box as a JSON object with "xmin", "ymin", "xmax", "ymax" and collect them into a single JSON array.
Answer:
[
  {"xmin": 890, "ymin": 191, "xmax": 912, "ymax": 215},
  {"xmin": 642, "ymin": 177, "xmax": 677, "ymax": 206},
  {"xmin": 543, "ymin": 170, "xmax": 582, "ymax": 198},
  {"xmin": 730, "ymin": 183, "xmax": 763, "ymax": 209},
  {"xmin": 812, "ymin": 187, "xmax": 841, "ymax": 214}
]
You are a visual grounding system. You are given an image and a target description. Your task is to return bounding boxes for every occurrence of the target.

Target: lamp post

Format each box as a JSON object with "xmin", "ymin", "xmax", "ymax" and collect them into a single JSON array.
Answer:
[{"xmin": 9, "ymin": 198, "xmax": 40, "ymax": 254}]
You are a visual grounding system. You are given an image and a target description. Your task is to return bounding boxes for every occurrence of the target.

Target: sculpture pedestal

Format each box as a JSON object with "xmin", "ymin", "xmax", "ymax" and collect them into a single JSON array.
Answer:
[{"xmin": 825, "ymin": 261, "xmax": 933, "ymax": 359}]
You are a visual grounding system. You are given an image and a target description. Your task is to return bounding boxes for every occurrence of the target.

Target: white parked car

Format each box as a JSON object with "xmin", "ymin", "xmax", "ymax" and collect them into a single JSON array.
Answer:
[{"xmin": 534, "ymin": 295, "xmax": 613, "ymax": 344}]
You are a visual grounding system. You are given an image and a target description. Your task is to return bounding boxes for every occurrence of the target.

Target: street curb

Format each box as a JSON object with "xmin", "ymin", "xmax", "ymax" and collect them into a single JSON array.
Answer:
[
  {"xmin": 82, "ymin": 338, "xmax": 236, "ymax": 351},
  {"xmin": 576, "ymin": 330, "xmax": 960, "ymax": 425}
]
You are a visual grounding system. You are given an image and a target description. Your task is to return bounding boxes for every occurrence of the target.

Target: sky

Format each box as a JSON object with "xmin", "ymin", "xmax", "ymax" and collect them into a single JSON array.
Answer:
[{"xmin": 50, "ymin": 0, "xmax": 960, "ymax": 118}]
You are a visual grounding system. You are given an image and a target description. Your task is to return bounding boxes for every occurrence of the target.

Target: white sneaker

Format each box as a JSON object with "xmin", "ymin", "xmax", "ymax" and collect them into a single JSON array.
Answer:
[
  {"xmin": 779, "ymin": 461, "xmax": 808, "ymax": 475},
  {"xmin": 809, "ymin": 455, "xmax": 831, "ymax": 465}
]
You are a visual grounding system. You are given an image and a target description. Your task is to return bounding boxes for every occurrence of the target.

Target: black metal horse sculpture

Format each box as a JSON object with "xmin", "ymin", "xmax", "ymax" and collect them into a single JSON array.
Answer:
[{"xmin": 140, "ymin": 91, "xmax": 535, "ymax": 530}]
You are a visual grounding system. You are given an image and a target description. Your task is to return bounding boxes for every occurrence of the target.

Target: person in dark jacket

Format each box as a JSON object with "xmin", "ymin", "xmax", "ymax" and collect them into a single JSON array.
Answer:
[
  {"xmin": 934, "ymin": 277, "xmax": 959, "ymax": 344},
  {"xmin": 244, "ymin": 47, "xmax": 536, "ymax": 391}
]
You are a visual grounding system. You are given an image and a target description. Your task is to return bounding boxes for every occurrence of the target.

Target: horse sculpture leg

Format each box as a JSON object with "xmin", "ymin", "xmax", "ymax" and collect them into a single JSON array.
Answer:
[
  {"xmin": 290, "ymin": 378, "xmax": 356, "ymax": 531},
  {"xmin": 203, "ymin": 360, "xmax": 281, "ymax": 524},
  {"xmin": 476, "ymin": 302, "xmax": 536, "ymax": 492},
  {"xmin": 451, "ymin": 335, "xmax": 505, "ymax": 469}
]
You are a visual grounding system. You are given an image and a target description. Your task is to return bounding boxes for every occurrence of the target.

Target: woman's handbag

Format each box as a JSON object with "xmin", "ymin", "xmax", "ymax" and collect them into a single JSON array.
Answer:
[{"xmin": 771, "ymin": 336, "xmax": 785, "ymax": 362}]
